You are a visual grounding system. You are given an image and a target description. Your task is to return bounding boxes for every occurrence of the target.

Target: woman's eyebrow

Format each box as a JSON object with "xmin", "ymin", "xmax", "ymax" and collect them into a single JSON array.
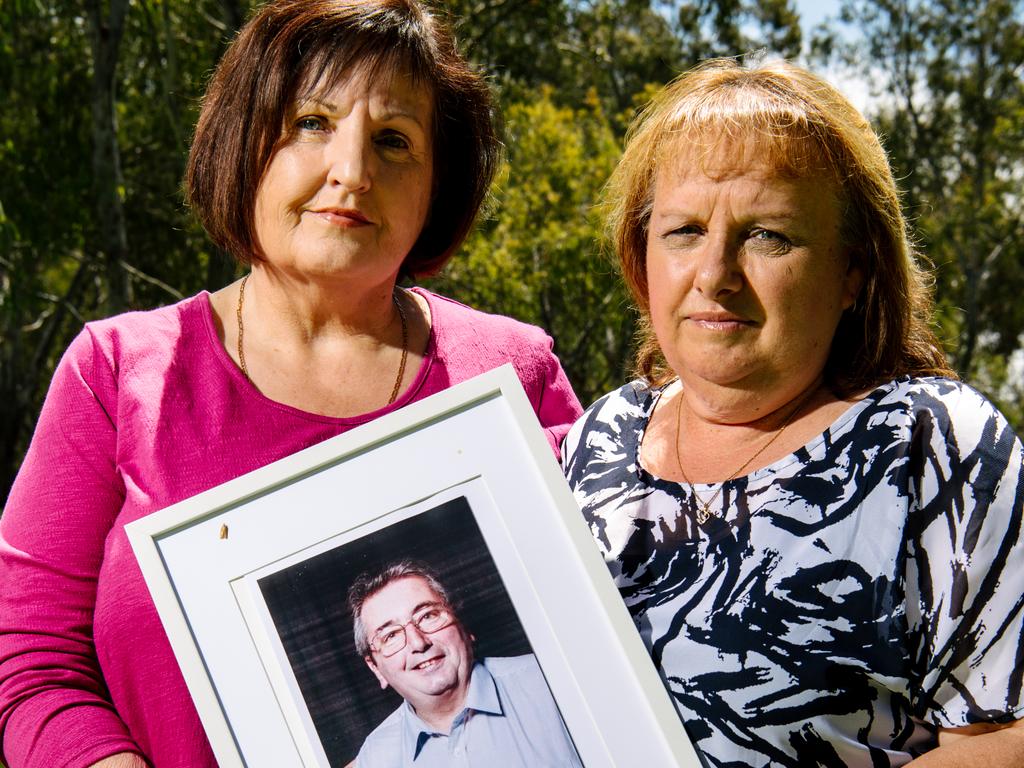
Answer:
[
  {"xmin": 298, "ymin": 96, "xmax": 336, "ymax": 111},
  {"xmin": 295, "ymin": 97, "xmax": 427, "ymax": 130},
  {"xmin": 376, "ymin": 106, "xmax": 429, "ymax": 129}
]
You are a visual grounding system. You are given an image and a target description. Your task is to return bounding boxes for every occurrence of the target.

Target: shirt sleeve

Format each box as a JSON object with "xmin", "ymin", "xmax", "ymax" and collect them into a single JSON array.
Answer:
[
  {"xmin": 904, "ymin": 382, "xmax": 1024, "ymax": 727},
  {"xmin": 521, "ymin": 333, "xmax": 583, "ymax": 457},
  {"xmin": 0, "ymin": 328, "xmax": 144, "ymax": 767}
]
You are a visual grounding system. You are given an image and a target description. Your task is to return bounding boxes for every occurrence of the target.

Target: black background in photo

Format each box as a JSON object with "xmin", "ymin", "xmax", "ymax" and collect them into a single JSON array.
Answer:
[{"xmin": 258, "ymin": 495, "xmax": 532, "ymax": 767}]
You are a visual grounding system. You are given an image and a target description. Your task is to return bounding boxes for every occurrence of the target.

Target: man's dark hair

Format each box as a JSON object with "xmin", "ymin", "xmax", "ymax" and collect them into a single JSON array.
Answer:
[{"xmin": 348, "ymin": 559, "xmax": 455, "ymax": 656}]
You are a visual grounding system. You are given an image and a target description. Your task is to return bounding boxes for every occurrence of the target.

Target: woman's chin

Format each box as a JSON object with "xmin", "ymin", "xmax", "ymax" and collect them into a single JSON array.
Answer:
[
  {"xmin": 260, "ymin": 252, "xmax": 402, "ymax": 287},
  {"xmin": 672, "ymin": 356, "xmax": 762, "ymax": 389}
]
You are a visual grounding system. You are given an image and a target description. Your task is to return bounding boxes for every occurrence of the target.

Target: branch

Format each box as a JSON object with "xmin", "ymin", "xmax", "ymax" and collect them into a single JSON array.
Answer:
[
  {"xmin": 29, "ymin": 260, "xmax": 91, "ymax": 386},
  {"xmin": 201, "ymin": 10, "xmax": 228, "ymax": 34},
  {"xmin": 25, "ymin": 293, "xmax": 85, "ymax": 328},
  {"xmin": 458, "ymin": 0, "xmax": 539, "ymax": 61},
  {"xmin": 119, "ymin": 260, "xmax": 185, "ymax": 301},
  {"xmin": 979, "ymin": 213, "xmax": 1024, "ymax": 286},
  {"xmin": 567, "ymin": 287, "xmax": 620, "ymax": 364}
]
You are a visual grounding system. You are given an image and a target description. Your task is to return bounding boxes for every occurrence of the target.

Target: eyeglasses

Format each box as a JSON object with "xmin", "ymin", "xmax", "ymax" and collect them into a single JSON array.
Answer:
[{"xmin": 370, "ymin": 605, "xmax": 455, "ymax": 657}]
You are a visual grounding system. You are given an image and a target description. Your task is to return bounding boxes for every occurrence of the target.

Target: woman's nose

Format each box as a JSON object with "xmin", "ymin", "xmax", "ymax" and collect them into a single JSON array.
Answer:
[
  {"xmin": 326, "ymin": 129, "xmax": 372, "ymax": 193},
  {"xmin": 693, "ymin": 231, "xmax": 743, "ymax": 299}
]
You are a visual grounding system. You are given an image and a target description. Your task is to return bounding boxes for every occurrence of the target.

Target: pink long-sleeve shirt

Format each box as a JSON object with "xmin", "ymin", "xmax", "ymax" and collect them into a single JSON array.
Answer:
[{"xmin": 0, "ymin": 288, "xmax": 582, "ymax": 768}]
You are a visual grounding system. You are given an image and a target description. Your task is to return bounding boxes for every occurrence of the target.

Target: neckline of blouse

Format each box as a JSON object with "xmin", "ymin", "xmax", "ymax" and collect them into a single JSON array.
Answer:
[{"xmin": 633, "ymin": 377, "xmax": 901, "ymax": 488}]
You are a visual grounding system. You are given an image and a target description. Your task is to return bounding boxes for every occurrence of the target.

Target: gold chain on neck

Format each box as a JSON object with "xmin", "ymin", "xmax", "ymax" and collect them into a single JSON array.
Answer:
[
  {"xmin": 235, "ymin": 274, "xmax": 409, "ymax": 406},
  {"xmin": 674, "ymin": 383, "xmax": 818, "ymax": 524}
]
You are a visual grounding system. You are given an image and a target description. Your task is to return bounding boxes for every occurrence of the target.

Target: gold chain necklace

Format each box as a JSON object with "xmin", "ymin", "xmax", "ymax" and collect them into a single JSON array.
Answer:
[
  {"xmin": 674, "ymin": 383, "xmax": 817, "ymax": 524},
  {"xmin": 236, "ymin": 274, "xmax": 409, "ymax": 405}
]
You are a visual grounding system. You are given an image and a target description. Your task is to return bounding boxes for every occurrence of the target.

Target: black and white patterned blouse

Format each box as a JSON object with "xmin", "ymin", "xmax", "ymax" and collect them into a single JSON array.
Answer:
[{"xmin": 562, "ymin": 377, "xmax": 1024, "ymax": 767}]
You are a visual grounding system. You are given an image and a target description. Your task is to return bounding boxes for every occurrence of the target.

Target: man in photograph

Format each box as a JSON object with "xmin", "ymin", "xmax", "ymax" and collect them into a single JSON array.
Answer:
[{"xmin": 348, "ymin": 560, "xmax": 583, "ymax": 767}]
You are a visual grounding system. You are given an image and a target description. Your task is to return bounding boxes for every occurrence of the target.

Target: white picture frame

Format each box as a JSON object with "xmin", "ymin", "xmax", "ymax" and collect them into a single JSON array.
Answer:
[{"xmin": 126, "ymin": 365, "xmax": 701, "ymax": 768}]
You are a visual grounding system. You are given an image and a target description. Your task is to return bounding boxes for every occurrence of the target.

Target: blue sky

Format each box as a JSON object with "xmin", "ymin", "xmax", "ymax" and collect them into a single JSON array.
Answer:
[
  {"xmin": 793, "ymin": 0, "xmax": 842, "ymax": 32},
  {"xmin": 790, "ymin": 0, "xmax": 872, "ymax": 112}
]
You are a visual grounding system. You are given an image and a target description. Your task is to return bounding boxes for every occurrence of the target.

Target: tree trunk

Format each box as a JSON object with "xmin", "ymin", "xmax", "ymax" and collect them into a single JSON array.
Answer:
[
  {"xmin": 204, "ymin": 0, "xmax": 248, "ymax": 291},
  {"xmin": 86, "ymin": 0, "xmax": 131, "ymax": 317}
]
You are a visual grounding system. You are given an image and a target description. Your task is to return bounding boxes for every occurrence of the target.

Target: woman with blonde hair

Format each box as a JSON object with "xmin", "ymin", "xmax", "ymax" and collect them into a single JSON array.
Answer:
[{"xmin": 564, "ymin": 59, "xmax": 1024, "ymax": 766}]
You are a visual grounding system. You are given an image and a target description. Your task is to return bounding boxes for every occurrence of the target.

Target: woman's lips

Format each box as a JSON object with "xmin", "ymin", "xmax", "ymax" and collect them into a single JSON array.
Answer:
[
  {"xmin": 686, "ymin": 312, "xmax": 754, "ymax": 331},
  {"xmin": 307, "ymin": 208, "xmax": 372, "ymax": 227}
]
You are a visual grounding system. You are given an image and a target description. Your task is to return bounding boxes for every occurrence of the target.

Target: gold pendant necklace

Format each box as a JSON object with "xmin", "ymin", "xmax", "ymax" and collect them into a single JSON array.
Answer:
[
  {"xmin": 673, "ymin": 383, "xmax": 817, "ymax": 524},
  {"xmin": 235, "ymin": 274, "xmax": 409, "ymax": 405}
]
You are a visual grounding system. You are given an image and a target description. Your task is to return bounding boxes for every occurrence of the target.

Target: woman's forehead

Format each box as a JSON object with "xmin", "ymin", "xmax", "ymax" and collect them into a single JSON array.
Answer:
[
  {"xmin": 655, "ymin": 127, "xmax": 832, "ymax": 182},
  {"xmin": 297, "ymin": 58, "xmax": 428, "ymax": 103}
]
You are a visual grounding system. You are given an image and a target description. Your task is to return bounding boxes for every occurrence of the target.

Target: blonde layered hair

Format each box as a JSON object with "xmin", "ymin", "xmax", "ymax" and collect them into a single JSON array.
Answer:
[{"xmin": 606, "ymin": 58, "xmax": 954, "ymax": 393}]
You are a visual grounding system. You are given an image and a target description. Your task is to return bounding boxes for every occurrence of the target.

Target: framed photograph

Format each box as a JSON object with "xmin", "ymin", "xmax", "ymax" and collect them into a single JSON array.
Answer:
[{"xmin": 127, "ymin": 365, "xmax": 701, "ymax": 768}]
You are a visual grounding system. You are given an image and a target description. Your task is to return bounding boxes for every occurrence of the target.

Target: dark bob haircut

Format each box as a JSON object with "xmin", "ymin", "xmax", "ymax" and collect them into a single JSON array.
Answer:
[{"xmin": 185, "ymin": 0, "xmax": 499, "ymax": 278}]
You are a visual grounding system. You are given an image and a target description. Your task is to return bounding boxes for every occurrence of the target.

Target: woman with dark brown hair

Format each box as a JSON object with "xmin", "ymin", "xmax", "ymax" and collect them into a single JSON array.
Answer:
[
  {"xmin": 564, "ymin": 59, "xmax": 1024, "ymax": 766},
  {"xmin": 0, "ymin": 2, "xmax": 580, "ymax": 766}
]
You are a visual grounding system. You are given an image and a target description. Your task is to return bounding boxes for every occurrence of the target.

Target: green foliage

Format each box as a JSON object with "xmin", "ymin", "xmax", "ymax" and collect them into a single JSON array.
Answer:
[
  {"xmin": 815, "ymin": 0, "xmax": 1024, "ymax": 427},
  {"xmin": 0, "ymin": 0, "xmax": 243, "ymax": 495},
  {"xmin": 14, "ymin": 0, "xmax": 960, "ymax": 501},
  {"xmin": 448, "ymin": 0, "xmax": 802, "ymax": 113},
  {"xmin": 0, "ymin": 0, "xmax": 95, "ymax": 492},
  {"xmin": 675, "ymin": 0, "xmax": 802, "ymax": 65},
  {"xmin": 430, "ymin": 88, "xmax": 631, "ymax": 405}
]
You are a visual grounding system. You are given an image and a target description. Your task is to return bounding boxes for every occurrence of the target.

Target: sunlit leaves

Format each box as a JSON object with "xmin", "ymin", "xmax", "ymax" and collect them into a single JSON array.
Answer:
[
  {"xmin": 431, "ymin": 88, "xmax": 629, "ymax": 404},
  {"xmin": 819, "ymin": 0, "xmax": 1024, "ymax": 426}
]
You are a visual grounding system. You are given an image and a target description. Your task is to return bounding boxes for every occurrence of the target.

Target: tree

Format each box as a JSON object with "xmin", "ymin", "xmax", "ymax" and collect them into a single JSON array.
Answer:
[
  {"xmin": 815, "ymin": 0, "xmax": 1024, "ymax": 424},
  {"xmin": 0, "ymin": 0, "xmax": 807, "ymax": 500},
  {"xmin": 87, "ymin": 0, "xmax": 132, "ymax": 316},
  {"xmin": 0, "ymin": 0, "xmax": 96, "ymax": 496},
  {"xmin": 447, "ymin": 0, "xmax": 801, "ymax": 114},
  {"xmin": 0, "ymin": 0, "xmax": 245, "ymax": 498},
  {"xmin": 430, "ymin": 88, "xmax": 629, "ymax": 405},
  {"xmin": 674, "ymin": 0, "xmax": 802, "ymax": 66}
]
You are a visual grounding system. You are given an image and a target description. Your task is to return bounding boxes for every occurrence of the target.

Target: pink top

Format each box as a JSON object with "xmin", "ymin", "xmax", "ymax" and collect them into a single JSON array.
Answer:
[{"xmin": 0, "ymin": 289, "xmax": 581, "ymax": 768}]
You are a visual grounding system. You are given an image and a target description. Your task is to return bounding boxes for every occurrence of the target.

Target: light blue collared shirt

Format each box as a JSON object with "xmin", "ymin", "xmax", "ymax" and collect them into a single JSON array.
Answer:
[{"xmin": 356, "ymin": 655, "xmax": 583, "ymax": 767}]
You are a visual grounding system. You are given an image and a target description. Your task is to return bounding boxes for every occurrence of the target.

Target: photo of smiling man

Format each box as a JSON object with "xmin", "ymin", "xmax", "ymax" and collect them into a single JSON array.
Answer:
[{"xmin": 348, "ymin": 560, "xmax": 583, "ymax": 767}]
